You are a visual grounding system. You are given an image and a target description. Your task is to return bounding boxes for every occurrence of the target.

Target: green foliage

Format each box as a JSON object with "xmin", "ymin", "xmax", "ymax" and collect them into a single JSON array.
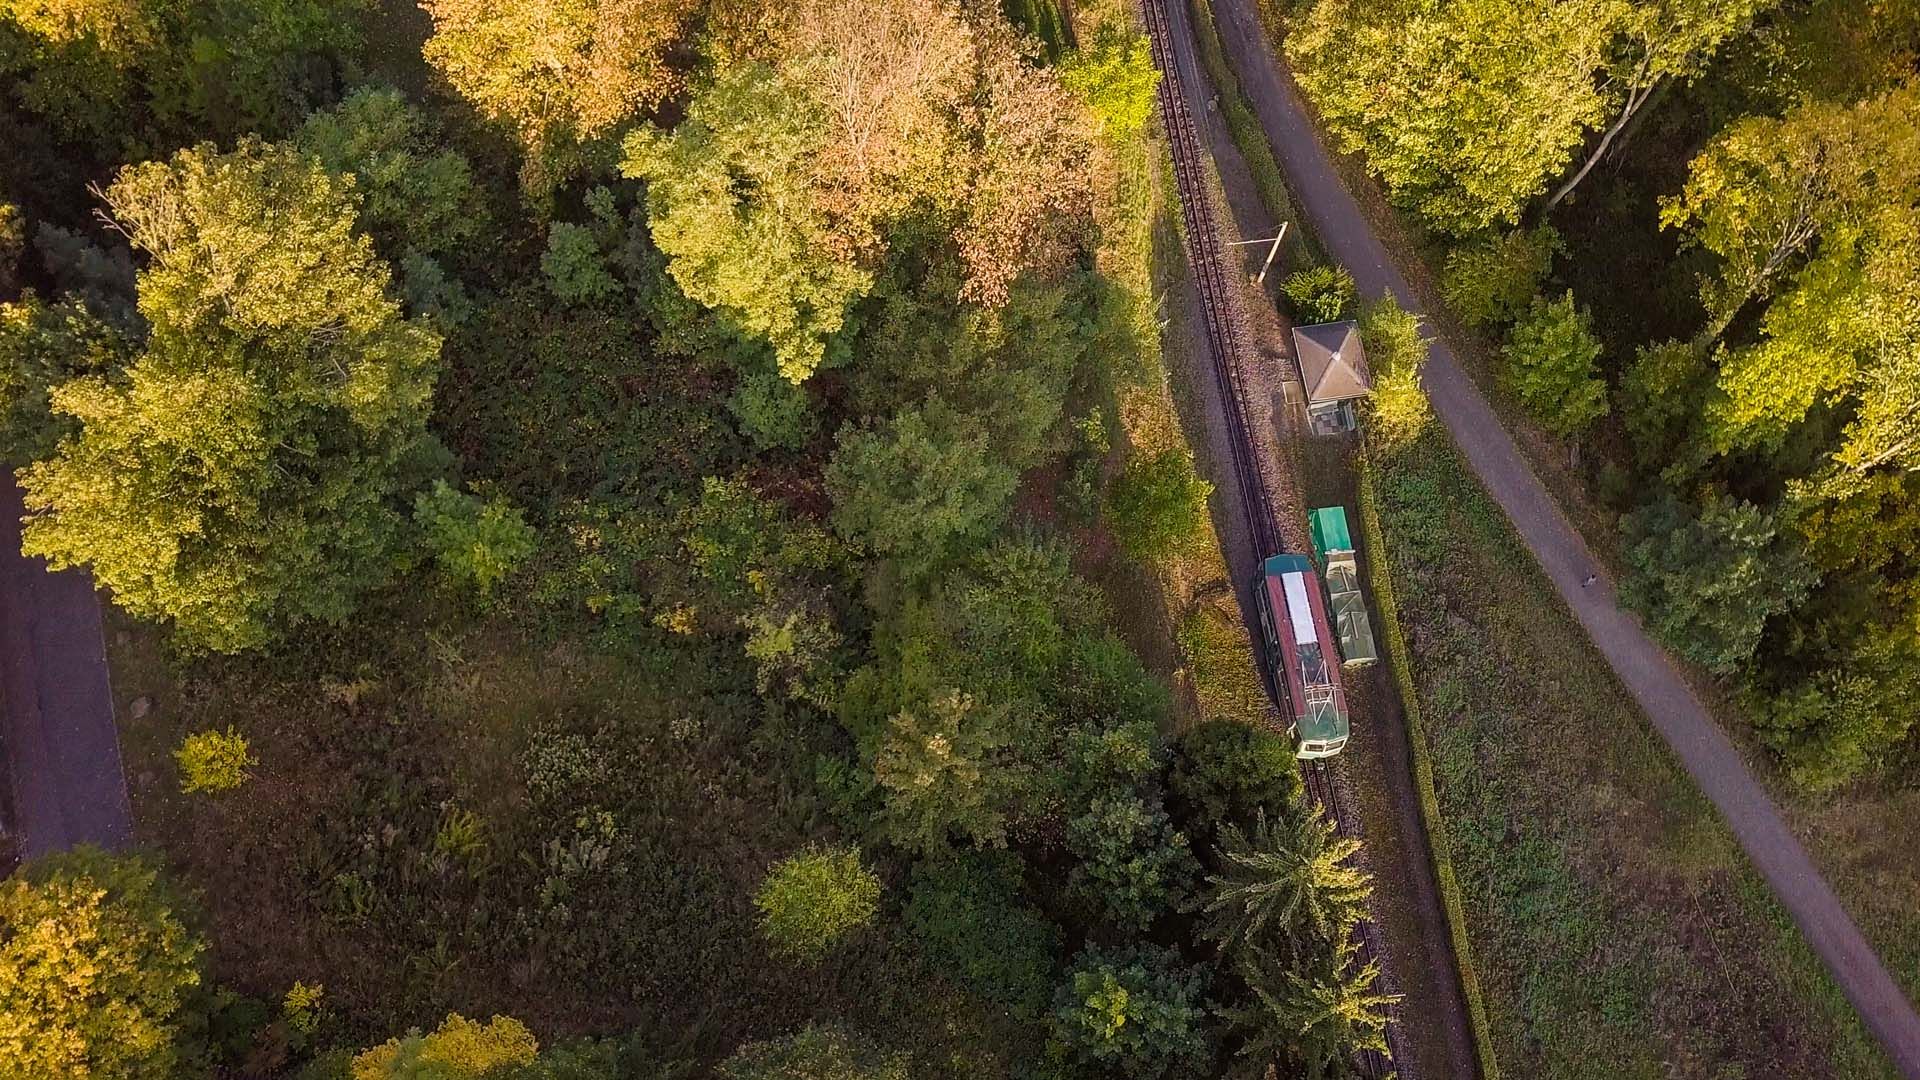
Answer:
[
  {"xmin": 1357, "ymin": 295, "xmax": 1432, "ymax": 449},
  {"xmin": 1225, "ymin": 939, "xmax": 1398, "ymax": 1077},
  {"xmin": 1617, "ymin": 340, "xmax": 1709, "ymax": 469},
  {"xmin": 1060, "ymin": 24, "xmax": 1160, "ymax": 144},
  {"xmin": 1168, "ymin": 719, "xmax": 1302, "ymax": 832},
  {"xmin": 903, "ymin": 853, "xmax": 1059, "ymax": 1018},
  {"xmin": 729, "ymin": 367, "xmax": 817, "ymax": 452},
  {"xmin": 1200, "ymin": 804, "xmax": 1370, "ymax": 951},
  {"xmin": 19, "ymin": 139, "xmax": 440, "ymax": 652},
  {"xmin": 1287, "ymin": 0, "xmax": 1613, "ymax": 233},
  {"xmin": 718, "ymin": 1026, "xmax": 910, "ymax": 1080},
  {"xmin": 1440, "ymin": 225, "xmax": 1560, "ymax": 327},
  {"xmin": 1758, "ymin": 630, "xmax": 1920, "ymax": 790},
  {"xmin": 872, "ymin": 691, "xmax": 1019, "ymax": 855},
  {"xmin": 0, "ymin": 202, "xmax": 22, "ymax": 295},
  {"xmin": 1048, "ymin": 944, "xmax": 1212, "ymax": 1080},
  {"xmin": 542, "ymin": 222, "xmax": 621, "ymax": 306},
  {"xmin": 297, "ymin": 86, "xmax": 481, "ymax": 258},
  {"xmin": 0, "ymin": 294, "xmax": 125, "ymax": 463},
  {"xmin": 173, "ymin": 727, "xmax": 255, "ymax": 793},
  {"xmin": 1501, "ymin": 291, "xmax": 1608, "ymax": 437},
  {"xmin": 1065, "ymin": 793, "xmax": 1197, "ymax": 930},
  {"xmin": 825, "ymin": 404, "xmax": 1017, "ymax": 569},
  {"xmin": 1003, "ymin": 0, "xmax": 1072, "ymax": 60},
  {"xmin": 623, "ymin": 64, "xmax": 864, "ymax": 383},
  {"xmin": 1619, "ymin": 492, "xmax": 1817, "ymax": 675},
  {"xmin": 1105, "ymin": 447, "xmax": 1212, "ymax": 562},
  {"xmin": 413, "ymin": 481, "xmax": 538, "ymax": 605},
  {"xmin": 1278, "ymin": 265, "xmax": 1356, "ymax": 324},
  {"xmin": 753, "ymin": 845, "xmax": 882, "ymax": 962},
  {"xmin": 0, "ymin": 847, "xmax": 205, "ymax": 1080},
  {"xmin": 350, "ymin": 1013, "xmax": 538, "ymax": 1079}
]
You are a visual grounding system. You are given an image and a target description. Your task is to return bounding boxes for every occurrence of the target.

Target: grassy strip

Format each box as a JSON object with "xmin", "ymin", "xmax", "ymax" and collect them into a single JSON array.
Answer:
[
  {"xmin": 1356, "ymin": 456, "xmax": 1501, "ymax": 1080},
  {"xmin": 1186, "ymin": 0, "xmax": 1320, "ymax": 267}
]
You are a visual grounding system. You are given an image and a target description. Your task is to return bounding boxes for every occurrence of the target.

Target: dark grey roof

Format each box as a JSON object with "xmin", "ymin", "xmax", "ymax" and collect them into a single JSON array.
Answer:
[{"xmin": 1290, "ymin": 320, "xmax": 1372, "ymax": 403}]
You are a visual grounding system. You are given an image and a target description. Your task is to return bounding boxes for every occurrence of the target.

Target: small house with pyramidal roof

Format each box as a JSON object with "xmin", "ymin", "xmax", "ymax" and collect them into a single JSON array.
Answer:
[{"xmin": 1290, "ymin": 320, "xmax": 1371, "ymax": 433}]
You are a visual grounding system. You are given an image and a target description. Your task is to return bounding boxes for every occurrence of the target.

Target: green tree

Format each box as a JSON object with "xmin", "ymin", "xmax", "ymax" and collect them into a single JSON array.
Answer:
[
  {"xmin": 1226, "ymin": 939, "xmax": 1399, "ymax": 1079},
  {"xmin": 413, "ymin": 481, "xmax": 538, "ymax": 605},
  {"xmin": 20, "ymin": 140, "xmax": 441, "ymax": 652},
  {"xmin": 541, "ymin": 222, "xmax": 621, "ymax": 306},
  {"xmin": 1618, "ymin": 339, "xmax": 1710, "ymax": 470},
  {"xmin": 351, "ymin": 1013, "xmax": 538, "ymax": 1080},
  {"xmin": 1759, "ymin": 629, "xmax": 1920, "ymax": 790},
  {"xmin": 1542, "ymin": 0, "xmax": 1780, "ymax": 210},
  {"xmin": 1048, "ymin": 944, "xmax": 1212, "ymax": 1080},
  {"xmin": 421, "ymin": 0, "xmax": 700, "ymax": 195},
  {"xmin": 1501, "ymin": 291, "xmax": 1608, "ymax": 437},
  {"xmin": 296, "ymin": 86, "xmax": 482, "ymax": 258},
  {"xmin": 623, "ymin": 63, "xmax": 865, "ymax": 383},
  {"xmin": 719, "ymin": 1026, "xmax": 910, "ymax": 1080},
  {"xmin": 0, "ymin": 294, "xmax": 126, "ymax": 462},
  {"xmin": 825, "ymin": 403, "xmax": 1017, "ymax": 567},
  {"xmin": 1440, "ymin": 225, "xmax": 1560, "ymax": 327},
  {"xmin": 0, "ymin": 847, "xmax": 205, "ymax": 1080},
  {"xmin": 1278, "ymin": 265, "xmax": 1357, "ymax": 324},
  {"xmin": 1357, "ymin": 295, "xmax": 1432, "ymax": 450},
  {"xmin": 174, "ymin": 727, "xmax": 255, "ymax": 793},
  {"xmin": 1106, "ymin": 447, "xmax": 1212, "ymax": 561},
  {"xmin": 754, "ymin": 845, "xmax": 882, "ymax": 962},
  {"xmin": 1619, "ymin": 491, "xmax": 1817, "ymax": 674},
  {"xmin": 1200, "ymin": 804, "xmax": 1370, "ymax": 951},
  {"xmin": 1060, "ymin": 22, "xmax": 1161, "ymax": 144},
  {"xmin": 1168, "ymin": 719, "xmax": 1303, "ymax": 832},
  {"xmin": 1287, "ymin": 0, "xmax": 1614, "ymax": 233},
  {"xmin": 1065, "ymin": 792, "xmax": 1197, "ymax": 930},
  {"xmin": 903, "ymin": 853, "xmax": 1059, "ymax": 1018},
  {"xmin": 872, "ymin": 691, "xmax": 1020, "ymax": 855}
]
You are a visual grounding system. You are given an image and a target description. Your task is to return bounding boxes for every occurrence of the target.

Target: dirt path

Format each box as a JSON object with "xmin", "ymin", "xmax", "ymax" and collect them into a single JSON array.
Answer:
[
  {"xmin": 1, "ymin": 477, "xmax": 130, "ymax": 865},
  {"xmin": 1203, "ymin": 0, "xmax": 1920, "ymax": 1073}
]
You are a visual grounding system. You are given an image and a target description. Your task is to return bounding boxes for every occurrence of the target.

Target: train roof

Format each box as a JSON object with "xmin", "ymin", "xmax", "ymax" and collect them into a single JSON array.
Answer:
[
  {"xmin": 1260, "ymin": 555, "xmax": 1349, "ymax": 742},
  {"xmin": 1310, "ymin": 506, "xmax": 1353, "ymax": 561}
]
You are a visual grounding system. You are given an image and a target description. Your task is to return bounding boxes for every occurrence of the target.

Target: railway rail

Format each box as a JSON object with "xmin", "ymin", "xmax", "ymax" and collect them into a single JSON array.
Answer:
[{"xmin": 1138, "ymin": 1, "xmax": 1408, "ymax": 1075}]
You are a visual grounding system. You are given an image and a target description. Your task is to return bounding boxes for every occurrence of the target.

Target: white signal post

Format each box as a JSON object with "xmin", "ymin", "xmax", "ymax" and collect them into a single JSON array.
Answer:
[{"xmin": 1226, "ymin": 222, "xmax": 1289, "ymax": 286}]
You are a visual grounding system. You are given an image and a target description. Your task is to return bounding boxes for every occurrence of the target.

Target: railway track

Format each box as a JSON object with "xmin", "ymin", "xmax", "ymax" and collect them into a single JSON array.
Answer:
[{"xmin": 1138, "ymin": 1, "xmax": 1408, "ymax": 1075}]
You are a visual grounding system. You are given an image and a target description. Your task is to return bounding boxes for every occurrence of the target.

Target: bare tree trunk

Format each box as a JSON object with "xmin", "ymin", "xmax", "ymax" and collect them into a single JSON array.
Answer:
[
  {"xmin": 1542, "ymin": 82, "xmax": 1657, "ymax": 214},
  {"xmin": 1600, "ymin": 78, "xmax": 1675, "ymax": 167}
]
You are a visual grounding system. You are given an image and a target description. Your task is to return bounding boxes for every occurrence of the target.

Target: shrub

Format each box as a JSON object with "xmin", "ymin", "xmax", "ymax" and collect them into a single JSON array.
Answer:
[
  {"xmin": 1048, "ymin": 944, "xmax": 1212, "ymax": 1080},
  {"xmin": 1169, "ymin": 719, "xmax": 1301, "ymax": 833},
  {"xmin": 719, "ymin": 1026, "xmax": 910, "ymax": 1080},
  {"xmin": 1060, "ymin": 25, "xmax": 1160, "ymax": 143},
  {"xmin": 1357, "ymin": 296, "xmax": 1432, "ymax": 450},
  {"xmin": 1501, "ymin": 291, "xmax": 1608, "ymax": 437},
  {"xmin": 283, "ymin": 982, "xmax": 324, "ymax": 1036},
  {"xmin": 754, "ymin": 845, "xmax": 882, "ymax": 962},
  {"xmin": 1279, "ymin": 265, "xmax": 1357, "ymax": 324},
  {"xmin": 542, "ymin": 222, "xmax": 620, "ymax": 305},
  {"xmin": 350, "ymin": 1013, "xmax": 537, "ymax": 1079},
  {"xmin": 174, "ymin": 728, "xmax": 256, "ymax": 794},
  {"xmin": 0, "ymin": 848, "xmax": 205, "ymax": 1080},
  {"xmin": 1106, "ymin": 448, "xmax": 1212, "ymax": 561},
  {"xmin": 730, "ymin": 368, "xmax": 817, "ymax": 451},
  {"xmin": 413, "ymin": 481, "xmax": 539, "ymax": 605},
  {"xmin": 1440, "ymin": 225, "xmax": 1560, "ymax": 327},
  {"xmin": 1618, "ymin": 339, "xmax": 1708, "ymax": 470},
  {"xmin": 904, "ymin": 853, "xmax": 1060, "ymax": 1017}
]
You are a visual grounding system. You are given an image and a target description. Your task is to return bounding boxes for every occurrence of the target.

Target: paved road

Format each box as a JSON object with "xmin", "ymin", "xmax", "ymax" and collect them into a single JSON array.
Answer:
[
  {"xmin": 1, "ymin": 476, "xmax": 131, "ymax": 861},
  {"xmin": 1203, "ymin": 0, "xmax": 1920, "ymax": 1074}
]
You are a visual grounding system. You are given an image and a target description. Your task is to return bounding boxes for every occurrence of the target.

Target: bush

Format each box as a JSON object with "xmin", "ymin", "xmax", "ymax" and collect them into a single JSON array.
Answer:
[
  {"xmin": 350, "ymin": 1013, "xmax": 537, "ymax": 1079},
  {"xmin": 413, "ymin": 481, "xmax": 539, "ymax": 605},
  {"xmin": 542, "ymin": 222, "xmax": 621, "ymax": 305},
  {"xmin": 1618, "ymin": 340, "xmax": 1708, "ymax": 470},
  {"xmin": 0, "ymin": 848, "xmax": 205, "ymax": 1080},
  {"xmin": 1106, "ymin": 448, "xmax": 1212, "ymax": 561},
  {"xmin": 1357, "ymin": 296, "xmax": 1432, "ymax": 450},
  {"xmin": 754, "ymin": 845, "xmax": 882, "ymax": 962},
  {"xmin": 1169, "ymin": 719, "xmax": 1302, "ymax": 833},
  {"xmin": 1048, "ymin": 944, "xmax": 1212, "ymax": 1080},
  {"xmin": 1279, "ymin": 265, "xmax": 1357, "ymax": 324},
  {"xmin": 1501, "ymin": 291, "xmax": 1608, "ymax": 437},
  {"xmin": 174, "ymin": 728, "xmax": 256, "ymax": 793},
  {"xmin": 904, "ymin": 853, "xmax": 1060, "ymax": 1018},
  {"xmin": 730, "ymin": 368, "xmax": 817, "ymax": 451},
  {"xmin": 719, "ymin": 1026, "xmax": 910, "ymax": 1080},
  {"xmin": 1060, "ymin": 25, "xmax": 1161, "ymax": 143},
  {"xmin": 1440, "ymin": 225, "xmax": 1559, "ymax": 327}
]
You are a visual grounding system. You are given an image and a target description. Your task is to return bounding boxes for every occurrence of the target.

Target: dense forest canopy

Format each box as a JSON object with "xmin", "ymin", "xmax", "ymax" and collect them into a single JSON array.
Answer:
[
  {"xmin": 1283, "ymin": 0, "xmax": 1920, "ymax": 789},
  {"xmin": 0, "ymin": 1, "xmax": 1397, "ymax": 1078}
]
